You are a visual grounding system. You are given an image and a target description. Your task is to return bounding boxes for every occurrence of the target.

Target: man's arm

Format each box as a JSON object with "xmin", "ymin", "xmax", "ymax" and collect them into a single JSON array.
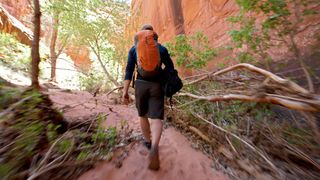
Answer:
[
  {"xmin": 161, "ymin": 45, "xmax": 174, "ymax": 69},
  {"xmin": 122, "ymin": 47, "xmax": 135, "ymax": 104}
]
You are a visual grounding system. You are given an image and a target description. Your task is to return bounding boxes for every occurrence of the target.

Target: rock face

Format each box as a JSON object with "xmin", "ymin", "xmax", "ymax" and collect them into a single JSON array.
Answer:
[
  {"xmin": 130, "ymin": 0, "xmax": 238, "ymax": 47},
  {"xmin": 65, "ymin": 45, "xmax": 91, "ymax": 71},
  {"xmin": 129, "ymin": 0, "xmax": 320, "ymax": 76},
  {"xmin": 0, "ymin": 0, "xmax": 31, "ymax": 23},
  {"xmin": 0, "ymin": 5, "xmax": 33, "ymax": 46},
  {"xmin": 127, "ymin": 0, "xmax": 239, "ymax": 75}
]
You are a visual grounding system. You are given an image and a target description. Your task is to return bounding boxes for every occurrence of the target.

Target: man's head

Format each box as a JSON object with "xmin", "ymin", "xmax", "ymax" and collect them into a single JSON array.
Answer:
[
  {"xmin": 136, "ymin": 24, "xmax": 158, "ymax": 42},
  {"xmin": 141, "ymin": 24, "xmax": 154, "ymax": 31}
]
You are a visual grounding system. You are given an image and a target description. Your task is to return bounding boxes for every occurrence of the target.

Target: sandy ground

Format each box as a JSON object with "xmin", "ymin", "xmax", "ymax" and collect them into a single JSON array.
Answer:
[{"xmin": 47, "ymin": 89, "xmax": 227, "ymax": 180}]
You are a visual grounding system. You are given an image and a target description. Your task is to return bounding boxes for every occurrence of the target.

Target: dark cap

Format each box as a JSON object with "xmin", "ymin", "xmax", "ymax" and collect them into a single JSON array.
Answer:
[{"xmin": 141, "ymin": 24, "xmax": 153, "ymax": 31}]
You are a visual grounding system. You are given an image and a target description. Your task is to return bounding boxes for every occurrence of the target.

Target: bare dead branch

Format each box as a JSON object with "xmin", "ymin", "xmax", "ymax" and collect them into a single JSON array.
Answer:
[
  {"xmin": 216, "ymin": 64, "xmax": 309, "ymax": 94},
  {"xmin": 37, "ymin": 134, "xmax": 67, "ymax": 169},
  {"xmin": 178, "ymin": 93, "xmax": 319, "ymax": 112},
  {"xmin": 189, "ymin": 126, "xmax": 214, "ymax": 144},
  {"xmin": 106, "ymin": 86, "xmax": 124, "ymax": 96},
  {"xmin": 191, "ymin": 112, "xmax": 281, "ymax": 175},
  {"xmin": 282, "ymin": 138, "xmax": 320, "ymax": 170},
  {"xmin": 185, "ymin": 63, "xmax": 309, "ymax": 95},
  {"xmin": 0, "ymin": 96, "xmax": 33, "ymax": 118},
  {"xmin": 27, "ymin": 161, "xmax": 95, "ymax": 180},
  {"xmin": 226, "ymin": 136, "xmax": 238, "ymax": 155},
  {"xmin": 176, "ymin": 99, "xmax": 202, "ymax": 108},
  {"xmin": 183, "ymin": 72, "xmax": 209, "ymax": 80}
]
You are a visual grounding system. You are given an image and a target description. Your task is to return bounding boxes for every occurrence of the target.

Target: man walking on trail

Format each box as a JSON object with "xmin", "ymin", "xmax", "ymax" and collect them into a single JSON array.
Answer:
[{"xmin": 122, "ymin": 24, "xmax": 174, "ymax": 170}]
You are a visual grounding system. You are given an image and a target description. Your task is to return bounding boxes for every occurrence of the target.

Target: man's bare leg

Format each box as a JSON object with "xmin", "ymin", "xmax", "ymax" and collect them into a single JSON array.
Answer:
[
  {"xmin": 148, "ymin": 119, "xmax": 163, "ymax": 170},
  {"xmin": 140, "ymin": 116, "xmax": 151, "ymax": 143}
]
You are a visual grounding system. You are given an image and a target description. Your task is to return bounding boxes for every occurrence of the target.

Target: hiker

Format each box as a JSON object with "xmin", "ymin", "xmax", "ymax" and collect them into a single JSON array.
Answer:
[{"xmin": 122, "ymin": 24, "xmax": 175, "ymax": 170}]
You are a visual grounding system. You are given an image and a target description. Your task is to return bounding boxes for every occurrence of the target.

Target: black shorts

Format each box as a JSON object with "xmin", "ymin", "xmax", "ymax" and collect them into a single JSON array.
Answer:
[{"xmin": 135, "ymin": 79, "xmax": 164, "ymax": 120}]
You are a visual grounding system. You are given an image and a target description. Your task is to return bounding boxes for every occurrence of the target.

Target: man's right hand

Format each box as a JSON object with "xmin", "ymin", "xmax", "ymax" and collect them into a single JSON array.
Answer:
[
  {"xmin": 122, "ymin": 80, "xmax": 131, "ymax": 105},
  {"xmin": 122, "ymin": 92, "xmax": 130, "ymax": 105}
]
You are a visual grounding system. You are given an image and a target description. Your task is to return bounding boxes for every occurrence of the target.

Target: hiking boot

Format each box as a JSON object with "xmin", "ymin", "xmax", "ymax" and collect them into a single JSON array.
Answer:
[
  {"xmin": 143, "ymin": 140, "xmax": 152, "ymax": 150},
  {"xmin": 148, "ymin": 146, "xmax": 160, "ymax": 170}
]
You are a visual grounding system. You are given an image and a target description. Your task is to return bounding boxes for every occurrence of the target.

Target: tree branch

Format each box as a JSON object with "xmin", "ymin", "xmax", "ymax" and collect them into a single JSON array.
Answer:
[
  {"xmin": 185, "ymin": 63, "xmax": 310, "ymax": 95},
  {"xmin": 178, "ymin": 93, "xmax": 319, "ymax": 112}
]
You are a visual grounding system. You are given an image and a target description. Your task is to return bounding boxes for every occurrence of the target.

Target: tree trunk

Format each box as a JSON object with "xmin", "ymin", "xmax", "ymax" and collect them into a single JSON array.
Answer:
[
  {"xmin": 96, "ymin": 54, "xmax": 120, "ymax": 87},
  {"xmin": 89, "ymin": 40, "xmax": 120, "ymax": 87},
  {"xmin": 50, "ymin": 11, "xmax": 59, "ymax": 82},
  {"xmin": 31, "ymin": 0, "xmax": 41, "ymax": 89}
]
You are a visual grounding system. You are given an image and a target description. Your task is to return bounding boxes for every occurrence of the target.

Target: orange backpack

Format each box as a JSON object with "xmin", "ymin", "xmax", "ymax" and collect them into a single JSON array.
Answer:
[{"xmin": 134, "ymin": 30, "xmax": 161, "ymax": 79}]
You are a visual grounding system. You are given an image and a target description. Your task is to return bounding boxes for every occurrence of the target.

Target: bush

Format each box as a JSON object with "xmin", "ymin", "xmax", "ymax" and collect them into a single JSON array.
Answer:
[
  {"xmin": 165, "ymin": 32, "xmax": 217, "ymax": 69},
  {"xmin": 0, "ymin": 86, "xmax": 119, "ymax": 179}
]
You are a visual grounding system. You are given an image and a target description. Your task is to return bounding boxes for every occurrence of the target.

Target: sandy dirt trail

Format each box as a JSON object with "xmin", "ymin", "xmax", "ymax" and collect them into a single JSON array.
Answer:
[{"xmin": 48, "ymin": 89, "xmax": 227, "ymax": 180}]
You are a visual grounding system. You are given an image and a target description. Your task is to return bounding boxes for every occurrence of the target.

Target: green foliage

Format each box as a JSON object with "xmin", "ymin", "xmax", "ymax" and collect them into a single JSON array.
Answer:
[
  {"xmin": 0, "ymin": 32, "xmax": 53, "ymax": 81},
  {"xmin": 0, "ymin": 33, "xmax": 31, "ymax": 72},
  {"xmin": 12, "ymin": 121, "xmax": 44, "ymax": 159},
  {"xmin": 228, "ymin": 0, "xmax": 320, "ymax": 68},
  {"xmin": 217, "ymin": 62, "xmax": 226, "ymax": 69},
  {"xmin": 166, "ymin": 32, "xmax": 217, "ymax": 69},
  {"xmin": 78, "ymin": 50, "xmax": 122, "ymax": 91},
  {"xmin": 0, "ymin": 85, "xmax": 120, "ymax": 179},
  {"xmin": 92, "ymin": 127, "xmax": 108, "ymax": 144},
  {"xmin": 238, "ymin": 52, "xmax": 255, "ymax": 63},
  {"xmin": 47, "ymin": 123, "xmax": 61, "ymax": 142},
  {"xmin": 77, "ymin": 151, "xmax": 89, "ymax": 161},
  {"xmin": 0, "ymin": 89, "xmax": 58, "ymax": 178},
  {"xmin": 44, "ymin": 0, "xmax": 129, "ymax": 86},
  {"xmin": 303, "ymin": 9, "xmax": 318, "ymax": 16},
  {"xmin": 0, "ymin": 86, "xmax": 21, "ymax": 110},
  {"xmin": 78, "ymin": 72, "xmax": 105, "ymax": 92},
  {"xmin": 0, "ymin": 164, "xmax": 12, "ymax": 178},
  {"xmin": 92, "ymin": 114, "xmax": 117, "ymax": 146},
  {"xmin": 57, "ymin": 139, "xmax": 73, "ymax": 153},
  {"xmin": 106, "ymin": 127, "xmax": 117, "ymax": 147}
]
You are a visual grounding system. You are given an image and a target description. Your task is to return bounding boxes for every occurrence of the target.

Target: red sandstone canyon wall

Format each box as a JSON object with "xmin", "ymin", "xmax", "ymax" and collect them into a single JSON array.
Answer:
[
  {"xmin": 128, "ymin": 0, "xmax": 320, "ymax": 76},
  {"xmin": 129, "ymin": 0, "xmax": 238, "ymax": 47}
]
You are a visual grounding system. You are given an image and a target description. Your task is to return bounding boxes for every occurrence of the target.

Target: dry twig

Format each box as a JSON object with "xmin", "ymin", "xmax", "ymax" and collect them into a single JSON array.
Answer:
[{"xmin": 191, "ymin": 112, "xmax": 281, "ymax": 175}]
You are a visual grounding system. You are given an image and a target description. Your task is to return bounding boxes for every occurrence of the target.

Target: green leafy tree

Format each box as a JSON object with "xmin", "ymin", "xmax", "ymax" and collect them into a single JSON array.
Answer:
[
  {"xmin": 229, "ymin": 0, "xmax": 320, "ymax": 92},
  {"xmin": 45, "ymin": 0, "xmax": 129, "ymax": 87},
  {"xmin": 44, "ymin": 0, "xmax": 66, "ymax": 82},
  {"xmin": 166, "ymin": 32, "xmax": 217, "ymax": 69}
]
